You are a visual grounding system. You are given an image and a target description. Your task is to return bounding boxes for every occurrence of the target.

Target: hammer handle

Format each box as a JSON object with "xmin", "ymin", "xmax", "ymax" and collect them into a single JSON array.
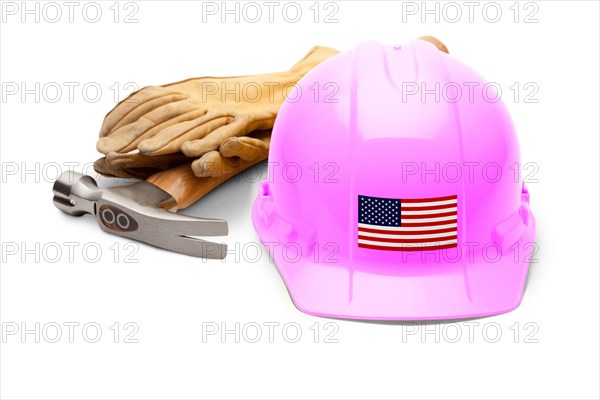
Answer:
[{"xmin": 146, "ymin": 159, "xmax": 262, "ymax": 210}]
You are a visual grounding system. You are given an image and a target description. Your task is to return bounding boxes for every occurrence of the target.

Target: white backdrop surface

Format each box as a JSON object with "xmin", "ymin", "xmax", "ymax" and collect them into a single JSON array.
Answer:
[{"xmin": 1, "ymin": 1, "xmax": 599, "ymax": 399}]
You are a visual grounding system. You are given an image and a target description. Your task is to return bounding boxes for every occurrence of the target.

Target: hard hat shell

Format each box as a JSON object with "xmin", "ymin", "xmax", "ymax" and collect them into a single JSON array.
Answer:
[{"xmin": 252, "ymin": 40, "xmax": 536, "ymax": 320}]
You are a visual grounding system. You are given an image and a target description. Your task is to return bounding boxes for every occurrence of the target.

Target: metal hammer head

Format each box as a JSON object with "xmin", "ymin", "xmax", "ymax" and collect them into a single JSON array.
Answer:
[
  {"xmin": 53, "ymin": 171, "xmax": 102, "ymax": 216},
  {"xmin": 52, "ymin": 171, "xmax": 228, "ymax": 259}
]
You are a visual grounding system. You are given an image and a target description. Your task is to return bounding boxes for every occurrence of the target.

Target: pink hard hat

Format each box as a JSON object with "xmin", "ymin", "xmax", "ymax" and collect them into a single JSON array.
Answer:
[{"xmin": 252, "ymin": 40, "xmax": 537, "ymax": 320}]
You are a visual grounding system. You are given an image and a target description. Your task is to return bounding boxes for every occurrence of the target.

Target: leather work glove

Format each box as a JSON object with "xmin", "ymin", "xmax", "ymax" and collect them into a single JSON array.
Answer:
[
  {"xmin": 95, "ymin": 46, "xmax": 339, "ymax": 177},
  {"xmin": 94, "ymin": 37, "xmax": 447, "ymax": 180},
  {"xmin": 94, "ymin": 130, "xmax": 271, "ymax": 179}
]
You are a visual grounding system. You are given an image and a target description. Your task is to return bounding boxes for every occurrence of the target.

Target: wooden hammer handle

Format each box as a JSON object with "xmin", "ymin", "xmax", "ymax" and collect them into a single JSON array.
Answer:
[{"xmin": 146, "ymin": 159, "xmax": 262, "ymax": 210}]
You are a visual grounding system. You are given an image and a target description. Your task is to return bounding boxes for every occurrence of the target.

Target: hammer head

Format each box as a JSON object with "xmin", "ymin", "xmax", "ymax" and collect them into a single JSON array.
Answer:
[
  {"xmin": 53, "ymin": 171, "xmax": 102, "ymax": 216},
  {"xmin": 52, "ymin": 171, "xmax": 228, "ymax": 259}
]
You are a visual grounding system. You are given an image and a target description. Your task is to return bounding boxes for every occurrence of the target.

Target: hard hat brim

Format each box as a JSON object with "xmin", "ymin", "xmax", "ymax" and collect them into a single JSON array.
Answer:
[{"xmin": 252, "ymin": 199, "xmax": 537, "ymax": 321}]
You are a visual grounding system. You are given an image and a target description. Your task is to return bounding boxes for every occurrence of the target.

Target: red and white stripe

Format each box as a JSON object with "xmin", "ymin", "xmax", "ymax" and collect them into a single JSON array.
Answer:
[{"xmin": 358, "ymin": 195, "xmax": 458, "ymax": 251}]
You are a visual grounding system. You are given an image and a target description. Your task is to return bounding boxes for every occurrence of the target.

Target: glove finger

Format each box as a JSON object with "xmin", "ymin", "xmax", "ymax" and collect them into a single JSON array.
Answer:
[
  {"xmin": 190, "ymin": 151, "xmax": 241, "ymax": 178},
  {"xmin": 117, "ymin": 108, "xmax": 209, "ymax": 154},
  {"xmin": 137, "ymin": 112, "xmax": 230, "ymax": 156},
  {"xmin": 105, "ymin": 151, "xmax": 192, "ymax": 169},
  {"xmin": 219, "ymin": 132, "xmax": 271, "ymax": 162},
  {"xmin": 94, "ymin": 157, "xmax": 129, "ymax": 178},
  {"xmin": 96, "ymin": 101, "xmax": 205, "ymax": 154},
  {"xmin": 181, "ymin": 110, "xmax": 276, "ymax": 157},
  {"xmin": 417, "ymin": 36, "xmax": 449, "ymax": 54},
  {"xmin": 191, "ymin": 131, "xmax": 272, "ymax": 177},
  {"xmin": 100, "ymin": 89, "xmax": 187, "ymax": 137},
  {"xmin": 93, "ymin": 157, "xmax": 155, "ymax": 180},
  {"xmin": 191, "ymin": 151, "xmax": 265, "ymax": 178}
]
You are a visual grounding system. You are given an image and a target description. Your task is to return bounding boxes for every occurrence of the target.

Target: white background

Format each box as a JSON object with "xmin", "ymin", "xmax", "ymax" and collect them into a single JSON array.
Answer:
[{"xmin": 1, "ymin": 1, "xmax": 599, "ymax": 399}]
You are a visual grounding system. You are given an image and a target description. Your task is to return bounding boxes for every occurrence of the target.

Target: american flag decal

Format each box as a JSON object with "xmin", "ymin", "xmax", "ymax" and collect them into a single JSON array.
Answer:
[{"xmin": 358, "ymin": 194, "xmax": 458, "ymax": 251}]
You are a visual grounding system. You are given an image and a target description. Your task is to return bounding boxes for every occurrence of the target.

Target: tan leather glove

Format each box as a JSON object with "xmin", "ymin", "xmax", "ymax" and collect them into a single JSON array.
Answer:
[
  {"xmin": 94, "ymin": 38, "xmax": 446, "ymax": 180},
  {"xmin": 94, "ymin": 129, "xmax": 270, "ymax": 179},
  {"xmin": 96, "ymin": 46, "xmax": 338, "ymax": 170}
]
